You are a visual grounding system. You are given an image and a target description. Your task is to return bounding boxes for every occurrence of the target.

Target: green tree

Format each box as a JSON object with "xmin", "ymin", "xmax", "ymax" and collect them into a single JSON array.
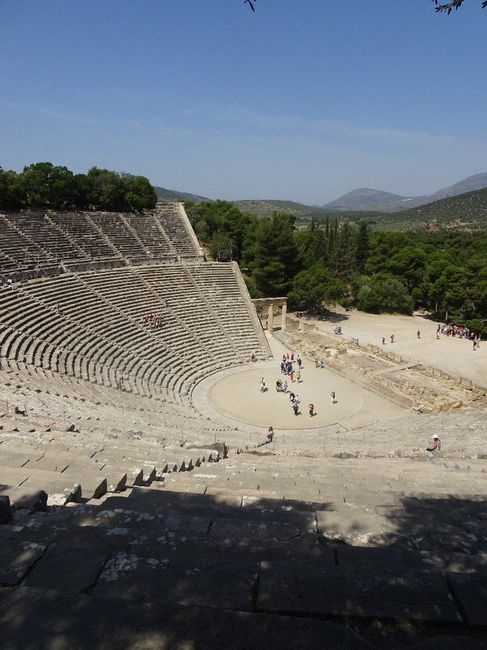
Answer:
[
  {"xmin": 21, "ymin": 162, "xmax": 78, "ymax": 209},
  {"xmin": 386, "ymin": 246, "xmax": 427, "ymax": 292},
  {"xmin": 356, "ymin": 274, "xmax": 413, "ymax": 314},
  {"xmin": 121, "ymin": 174, "xmax": 157, "ymax": 211},
  {"xmin": 289, "ymin": 264, "xmax": 343, "ymax": 313},
  {"xmin": 334, "ymin": 222, "xmax": 355, "ymax": 282},
  {"xmin": 0, "ymin": 168, "xmax": 24, "ymax": 210},
  {"xmin": 355, "ymin": 222, "xmax": 369, "ymax": 272},
  {"xmin": 87, "ymin": 167, "xmax": 125, "ymax": 211},
  {"xmin": 249, "ymin": 212, "xmax": 298, "ymax": 296}
]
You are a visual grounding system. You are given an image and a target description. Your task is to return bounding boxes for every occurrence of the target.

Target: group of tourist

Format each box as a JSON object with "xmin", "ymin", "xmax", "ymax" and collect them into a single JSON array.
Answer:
[
  {"xmin": 436, "ymin": 323, "xmax": 482, "ymax": 349},
  {"xmin": 280, "ymin": 353, "xmax": 303, "ymax": 381},
  {"xmin": 140, "ymin": 313, "xmax": 163, "ymax": 329}
]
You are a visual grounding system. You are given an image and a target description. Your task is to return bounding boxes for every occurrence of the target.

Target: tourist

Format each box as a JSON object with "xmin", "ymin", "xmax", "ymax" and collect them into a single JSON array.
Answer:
[
  {"xmin": 390, "ymin": 333, "xmax": 395, "ymax": 344},
  {"xmin": 330, "ymin": 390, "xmax": 336, "ymax": 404},
  {"xmin": 296, "ymin": 370, "xmax": 301, "ymax": 383},
  {"xmin": 290, "ymin": 370, "xmax": 295, "ymax": 383},
  {"xmin": 283, "ymin": 380, "xmax": 288, "ymax": 393},
  {"xmin": 426, "ymin": 434, "xmax": 441, "ymax": 453},
  {"xmin": 289, "ymin": 391, "xmax": 295, "ymax": 402},
  {"xmin": 308, "ymin": 403, "xmax": 315, "ymax": 417},
  {"xmin": 260, "ymin": 377, "xmax": 266, "ymax": 392},
  {"xmin": 382, "ymin": 336, "xmax": 386, "ymax": 345},
  {"xmin": 297, "ymin": 355, "xmax": 302, "ymax": 369},
  {"xmin": 292, "ymin": 402, "xmax": 299, "ymax": 416},
  {"xmin": 417, "ymin": 330, "xmax": 421, "ymax": 339},
  {"xmin": 275, "ymin": 380, "xmax": 282, "ymax": 392},
  {"xmin": 267, "ymin": 426, "xmax": 274, "ymax": 443},
  {"xmin": 250, "ymin": 353, "xmax": 256, "ymax": 362}
]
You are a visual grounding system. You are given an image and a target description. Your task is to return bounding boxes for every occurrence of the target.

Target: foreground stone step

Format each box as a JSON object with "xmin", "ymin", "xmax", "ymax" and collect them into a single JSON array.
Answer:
[
  {"xmin": 257, "ymin": 558, "xmax": 462, "ymax": 624},
  {"xmin": 0, "ymin": 586, "xmax": 374, "ymax": 649}
]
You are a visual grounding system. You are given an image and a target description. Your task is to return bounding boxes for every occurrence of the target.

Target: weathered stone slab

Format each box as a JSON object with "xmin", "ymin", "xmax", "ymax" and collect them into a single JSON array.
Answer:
[
  {"xmin": 0, "ymin": 448, "xmax": 34, "ymax": 468},
  {"xmin": 24, "ymin": 542, "xmax": 109, "ymax": 593},
  {"xmin": 336, "ymin": 545, "xmax": 428, "ymax": 572},
  {"xmin": 209, "ymin": 518, "xmax": 303, "ymax": 547},
  {"xmin": 0, "ymin": 587, "xmax": 372, "ymax": 649},
  {"xmin": 448, "ymin": 573, "xmax": 487, "ymax": 626},
  {"xmin": 0, "ymin": 539, "xmax": 45, "ymax": 585},
  {"xmin": 71, "ymin": 505, "xmax": 211, "ymax": 542},
  {"xmin": 93, "ymin": 551, "xmax": 259, "ymax": 610},
  {"xmin": 0, "ymin": 495, "xmax": 12, "ymax": 523},
  {"xmin": 258, "ymin": 560, "xmax": 461, "ymax": 623},
  {"xmin": 0, "ymin": 466, "xmax": 30, "ymax": 490},
  {"xmin": 316, "ymin": 506, "xmax": 397, "ymax": 545}
]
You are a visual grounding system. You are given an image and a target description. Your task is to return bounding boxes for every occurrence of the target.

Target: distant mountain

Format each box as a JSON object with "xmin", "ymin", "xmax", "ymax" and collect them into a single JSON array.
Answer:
[
  {"xmin": 427, "ymin": 172, "xmax": 487, "ymax": 202},
  {"xmin": 153, "ymin": 186, "xmax": 208, "ymax": 203},
  {"xmin": 370, "ymin": 187, "xmax": 487, "ymax": 232},
  {"xmin": 324, "ymin": 188, "xmax": 410, "ymax": 212},
  {"xmin": 323, "ymin": 172, "xmax": 487, "ymax": 212}
]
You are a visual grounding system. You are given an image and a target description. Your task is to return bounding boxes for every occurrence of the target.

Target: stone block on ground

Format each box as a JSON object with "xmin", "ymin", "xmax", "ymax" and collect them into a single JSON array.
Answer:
[
  {"xmin": 23, "ymin": 541, "xmax": 110, "ymax": 593},
  {"xmin": 0, "ymin": 538, "xmax": 46, "ymax": 585},
  {"xmin": 258, "ymin": 559, "xmax": 461, "ymax": 623},
  {"xmin": 0, "ymin": 495, "xmax": 12, "ymax": 523},
  {"xmin": 447, "ymin": 573, "xmax": 487, "ymax": 626},
  {"xmin": 93, "ymin": 550, "xmax": 259, "ymax": 611},
  {"xmin": 0, "ymin": 587, "xmax": 373, "ymax": 650}
]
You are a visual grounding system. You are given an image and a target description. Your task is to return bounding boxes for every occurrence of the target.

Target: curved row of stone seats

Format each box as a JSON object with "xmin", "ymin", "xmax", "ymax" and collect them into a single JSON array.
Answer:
[
  {"xmin": 0, "ymin": 204, "xmax": 200, "ymax": 278},
  {"xmin": 79, "ymin": 266, "xmax": 244, "ymax": 398},
  {"xmin": 154, "ymin": 201, "xmax": 202, "ymax": 258},
  {"xmin": 0, "ymin": 274, "xmax": 177, "ymax": 400},
  {"xmin": 186, "ymin": 261, "xmax": 269, "ymax": 358},
  {"xmin": 0, "ymin": 261, "xmax": 268, "ymax": 406},
  {"xmin": 134, "ymin": 264, "xmax": 241, "ymax": 359},
  {"xmin": 6, "ymin": 212, "xmax": 88, "ymax": 263},
  {"xmin": 0, "ymin": 359, "xmax": 234, "ymax": 450},
  {"xmin": 47, "ymin": 212, "xmax": 121, "ymax": 260},
  {"xmin": 90, "ymin": 213, "xmax": 152, "ymax": 260},
  {"xmin": 0, "ymin": 213, "xmax": 54, "ymax": 270},
  {"xmin": 124, "ymin": 213, "xmax": 176, "ymax": 257}
]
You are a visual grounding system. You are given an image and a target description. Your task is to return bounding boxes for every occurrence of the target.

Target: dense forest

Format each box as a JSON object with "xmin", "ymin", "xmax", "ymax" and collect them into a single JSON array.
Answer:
[
  {"xmin": 187, "ymin": 200, "xmax": 487, "ymax": 334},
  {"xmin": 0, "ymin": 162, "xmax": 157, "ymax": 212}
]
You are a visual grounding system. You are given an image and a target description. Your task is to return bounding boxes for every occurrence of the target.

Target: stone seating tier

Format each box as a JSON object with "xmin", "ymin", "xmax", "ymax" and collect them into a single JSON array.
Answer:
[{"xmin": 0, "ymin": 203, "xmax": 201, "ymax": 277}]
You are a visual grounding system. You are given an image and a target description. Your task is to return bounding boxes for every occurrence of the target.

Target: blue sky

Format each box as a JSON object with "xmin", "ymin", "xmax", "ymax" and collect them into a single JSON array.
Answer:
[{"xmin": 1, "ymin": 1, "xmax": 486, "ymax": 203}]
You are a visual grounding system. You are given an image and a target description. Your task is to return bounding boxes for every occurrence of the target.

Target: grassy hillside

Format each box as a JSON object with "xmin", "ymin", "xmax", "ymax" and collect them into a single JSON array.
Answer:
[
  {"xmin": 369, "ymin": 187, "xmax": 487, "ymax": 232},
  {"xmin": 232, "ymin": 199, "xmax": 383, "ymax": 224},
  {"xmin": 154, "ymin": 186, "xmax": 208, "ymax": 203}
]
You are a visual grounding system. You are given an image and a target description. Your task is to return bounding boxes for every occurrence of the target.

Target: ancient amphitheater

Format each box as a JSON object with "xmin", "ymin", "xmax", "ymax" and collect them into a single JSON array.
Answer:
[{"xmin": 1, "ymin": 203, "xmax": 487, "ymax": 649}]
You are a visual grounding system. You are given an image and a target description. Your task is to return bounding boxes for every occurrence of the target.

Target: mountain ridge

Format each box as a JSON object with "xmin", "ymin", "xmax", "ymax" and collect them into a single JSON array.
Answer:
[{"xmin": 323, "ymin": 172, "xmax": 487, "ymax": 212}]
